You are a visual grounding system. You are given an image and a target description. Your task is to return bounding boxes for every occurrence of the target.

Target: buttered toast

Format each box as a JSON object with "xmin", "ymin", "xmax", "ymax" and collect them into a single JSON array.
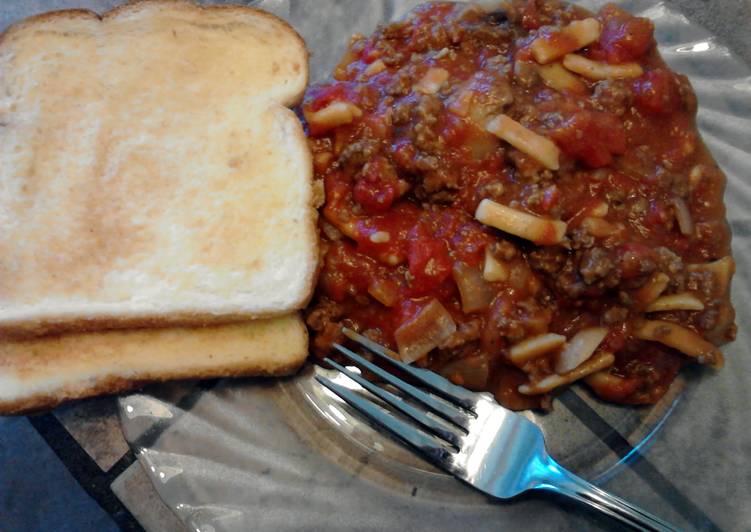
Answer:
[
  {"xmin": 0, "ymin": 314, "xmax": 308, "ymax": 415},
  {"xmin": 0, "ymin": 0, "xmax": 317, "ymax": 336}
]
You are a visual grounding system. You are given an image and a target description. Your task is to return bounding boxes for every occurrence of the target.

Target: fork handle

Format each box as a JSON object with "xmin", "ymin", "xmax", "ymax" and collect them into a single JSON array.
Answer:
[{"xmin": 538, "ymin": 459, "xmax": 680, "ymax": 532}]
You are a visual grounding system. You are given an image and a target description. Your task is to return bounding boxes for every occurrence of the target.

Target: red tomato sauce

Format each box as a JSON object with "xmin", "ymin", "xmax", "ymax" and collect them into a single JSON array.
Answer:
[{"xmin": 303, "ymin": 1, "xmax": 735, "ymax": 410}]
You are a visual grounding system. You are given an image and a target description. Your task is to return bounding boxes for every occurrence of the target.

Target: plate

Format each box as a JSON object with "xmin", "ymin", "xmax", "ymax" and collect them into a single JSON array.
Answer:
[{"xmin": 112, "ymin": 1, "xmax": 751, "ymax": 530}]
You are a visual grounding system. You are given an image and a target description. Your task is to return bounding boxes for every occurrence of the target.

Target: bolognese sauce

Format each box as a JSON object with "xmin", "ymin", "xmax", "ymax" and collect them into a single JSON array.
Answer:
[{"xmin": 302, "ymin": 0, "xmax": 736, "ymax": 410}]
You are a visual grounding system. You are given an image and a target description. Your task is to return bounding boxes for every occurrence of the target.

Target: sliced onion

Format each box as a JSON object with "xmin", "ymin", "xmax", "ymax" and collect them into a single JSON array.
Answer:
[
  {"xmin": 321, "ymin": 220, "xmax": 343, "ymax": 241},
  {"xmin": 670, "ymin": 197, "xmax": 694, "ymax": 236},
  {"xmin": 589, "ymin": 201, "xmax": 609, "ymax": 217},
  {"xmin": 483, "ymin": 248, "xmax": 509, "ymax": 282},
  {"xmin": 635, "ymin": 320, "xmax": 723, "ymax": 368},
  {"xmin": 466, "ymin": 134, "xmax": 500, "ymax": 160},
  {"xmin": 555, "ymin": 327, "xmax": 608, "ymax": 374},
  {"xmin": 537, "ymin": 62, "xmax": 587, "ymax": 94},
  {"xmin": 509, "ymin": 333, "xmax": 566, "ymax": 365},
  {"xmin": 439, "ymin": 355, "xmax": 490, "ymax": 391},
  {"xmin": 394, "ymin": 299, "xmax": 457, "ymax": 364},
  {"xmin": 303, "ymin": 101, "xmax": 362, "ymax": 133},
  {"xmin": 367, "ymin": 279, "xmax": 398, "ymax": 307},
  {"xmin": 584, "ymin": 370, "xmax": 639, "ymax": 403},
  {"xmin": 520, "ymin": 351, "xmax": 615, "ymax": 395},
  {"xmin": 704, "ymin": 302, "xmax": 736, "ymax": 345},
  {"xmin": 363, "ymin": 59, "xmax": 386, "ymax": 77},
  {"xmin": 687, "ymin": 256, "xmax": 734, "ymax": 296},
  {"xmin": 452, "ymin": 262, "xmax": 495, "ymax": 313},
  {"xmin": 634, "ymin": 272, "xmax": 670, "ymax": 305},
  {"xmin": 414, "ymin": 67, "xmax": 449, "ymax": 95},
  {"xmin": 581, "ymin": 216, "xmax": 620, "ymax": 238},
  {"xmin": 447, "ymin": 88, "xmax": 473, "ymax": 117},
  {"xmin": 646, "ymin": 292, "xmax": 704, "ymax": 312}
]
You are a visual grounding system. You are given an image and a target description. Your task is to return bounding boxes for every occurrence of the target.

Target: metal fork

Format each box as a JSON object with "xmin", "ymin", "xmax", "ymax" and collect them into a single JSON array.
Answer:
[{"xmin": 316, "ymin": 328, "xmax": 679, "ymax": 532}]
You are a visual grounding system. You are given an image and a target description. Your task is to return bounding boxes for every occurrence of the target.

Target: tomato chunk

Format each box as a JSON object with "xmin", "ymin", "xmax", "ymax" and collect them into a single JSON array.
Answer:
[
  {"xmin": 304, "ymin": 83, "xmax": 351, "ymax": 113},
  {"xmin": 352, "ymin": 157, "xmax": 399, "ymax": 213},
  {"xmin": 633, "ymin": 69, "xmax": 682, "ymax": 115},
  {"xmin": 520, "ymin": 0, "xmax": 544, "ymax": 30},
  {"xmin": 549, "ymin": 109, "xmax": 626, "ymax": 168},
  {"xmin": 593, "ymin": 5, "xmax": 654, "ymax": 64},
  {"xmin": 321, "ymin": 241, "xmax": 381, "ymax": 301},
  {"xmin": 407, "ymin": 224, "xmax": 453, "ymax": 296},
  {"xmin": 354, "ymin": 202, "xmax": 421, "ymax": 264}
]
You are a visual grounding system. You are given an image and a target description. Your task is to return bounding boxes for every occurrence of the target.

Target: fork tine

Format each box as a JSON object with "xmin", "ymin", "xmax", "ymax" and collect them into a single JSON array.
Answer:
[
  {"xmin": 342, "ymin": 328, "xmax": 478, "ymax": 410},
  {"xmin": 315, "ymin": 375, "xmax": 456, "ymax": 469},
  {"xmin": 332, "ymin": 343, "xmax": 472, "ymax": 431},
  {"xmin": 323, "ymin": 358, "xmax": 464, "ymax": 447}
]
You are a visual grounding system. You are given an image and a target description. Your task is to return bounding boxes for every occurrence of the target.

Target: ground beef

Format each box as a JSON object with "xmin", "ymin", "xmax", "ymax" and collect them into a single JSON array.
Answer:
[
  {"xmin": 360, "ymin": 327, "xmax": 390, "ymax": 347},
  {"xmin": 338, "ymin": 138, "xmax": 380, "ymax": 169},
  {"xmin": 376, "ymin": 38, "xmax": 406, "ymax": 67},
  {"xmin": 602, "ymin": 306, "xmax": 629, "ymax": 324},
  {"xmin": 579, "ymin": 247, "xmax": 617, "ymax": 285},
  {"xmin": 415, "ymin": 93, "xmax": 442, "ymax": 123},
  {"xmin": 670, "ymin": 173, "xmax": 689, "ymax": 198},
  {"xmin": 620, "ymin": 248, "xmax": 656, "ymax": 277},
  {"xmin": 505, "ymin": 0, "xmax": 560, "ymax": 28},
  {"xmin": 468, "ymin": 70, "xmax": 515, "ymax": 113},
  {"xmin": 468, "ymin": 21, "xmax": 511, "ymax": 45},
  {"xmin": 414, "ymin": 153, "xmax": 440, "ymax": 171},
  {"xmin": 524, "ymin": 184, "xmax": 546, "ymax": 208},
  {"xmin": 306, "ymin": 299, "xmax": 346, "ymax": 356},
  {"xmin": 592, "ymin": 79, "xmax": 633, "ymax": 116},
  {"xmin": 312, "ymin": 322, "xmax": 345, "ymax": 356},
  {"xmin": 474, "ymin": 178, "xmax": 506, "ymax": 202},
  {"xmin": 676, "ymin": 73, "xmax": 698, "ymax": 114},
  {"xmin": 605, "ymin": 186, "xmax": 627, "ymax": 211},
  {"xmin": 391, "ymin": 96, "xmax": 414, "ymax": 124},
  {"xmin": 410, "ymin": 16, "xmax": 455, "ymax": 52},
  {"xmin": 419, "ymin": 169, "xmax": 459, "ymax": 195},
  {"xmin": 507, "ymin": 149, "xmax": 546, "ymax": 181},
  {"xmin": 686, "ymin": 270, "xmax": 716, "ymax": 298},
  {"xmin": 442, "ymin": 319, "xmax": 482, "ymax": 349},
  {"xmin": 484, "ymin": 295, "xmax": 553, "ymax": 348},
  {"xmin": 497, "ymin": 316, "xmax": 526, "ymax": 343},
  {"xmin": 697, "ymin": 306, "xmax": 718, "ymax": 331},
  {"xmin": 512, "ymin": 60, "xmax": 539, "ymax": 88},
  {"xmin": 528, "ymin": 247, "xmax": 566, "ymax": 275},
  {"xmin": 538, "ymin": 247, "xmax": 622, "ymax": 299},
  {"xmin": 490, "ymin": 240, "xmax": 519, "ymax": 261},
  {"xmin": 570, "ymin": 227, "xmax": 596, "ymax": 250},
  {"xmin": 654, "ymin": 246, "xmax": 683, "ymax": 275},
  {"xmin": 629, "ymin": 197, "xmax": 649, "ymax": 217},
  {"xmin": 380, "ymin": 20, "xmax": 411, "ymax": 40},
  {"xmin": 555, "ymin": 268, "xmax": 587, "ymax": 299},
  {"xmin": 306, "ymin": 297, "xmax": 343, "ymax": 332},
  {"xmin": 484, "ymin": 9, "xmax": 509, "ymax": 26},
  {"xmin": 413, "ymin": 121, "xmax": 443, "ymax": 152}
]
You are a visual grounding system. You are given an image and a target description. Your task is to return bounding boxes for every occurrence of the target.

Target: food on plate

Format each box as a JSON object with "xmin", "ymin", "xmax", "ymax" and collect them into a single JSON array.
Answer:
[
  {"xmin": 0, "ymin": 315, "xmax": 308, "ymax": 415},
  {"xmin": 304, "ymin": 1, "xmax": 735, "ymax": 409},
  {"xmin": 0, "ymin": 0, "xmax": 316, "ymax": 337},
  {"xmin": 0, "ymin": 0, "xmax": 315, "ymax": 414}
]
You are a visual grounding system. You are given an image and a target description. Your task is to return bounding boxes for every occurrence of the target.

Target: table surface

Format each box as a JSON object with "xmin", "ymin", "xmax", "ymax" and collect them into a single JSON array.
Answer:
[{"xmin": 1, "ymin": 1, "xmax": 750, "ymax": 531}]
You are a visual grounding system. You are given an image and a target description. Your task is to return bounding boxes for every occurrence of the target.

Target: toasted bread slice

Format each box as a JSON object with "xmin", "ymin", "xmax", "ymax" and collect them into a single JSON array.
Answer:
[
  {"xmin": 0, "ymin": 0, "xmax": 316, "ymax": 336},
  {"xmin": 0, "ymin": 314, "xmax": 308, "ymax": 415}
]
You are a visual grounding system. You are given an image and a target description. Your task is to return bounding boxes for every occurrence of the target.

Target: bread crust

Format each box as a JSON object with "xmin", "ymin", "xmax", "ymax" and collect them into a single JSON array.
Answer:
[
  {"xmin": 0, "ymin": 315, "xmax": 309, "ymax": 415},
  {"xmin": 0, "ymin": 360, "xmax": 305, "ymax": 416},
  {"xmin": 1, "ymin": 312, "xmax": 286, "ymax": 339},
  {"xmin": 0, "ymin": 0, "xmax": 318, "ymax": 335},
  {"xmin": 1, "ymin": 0, "xmax": 311, "ymax": 95}
]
